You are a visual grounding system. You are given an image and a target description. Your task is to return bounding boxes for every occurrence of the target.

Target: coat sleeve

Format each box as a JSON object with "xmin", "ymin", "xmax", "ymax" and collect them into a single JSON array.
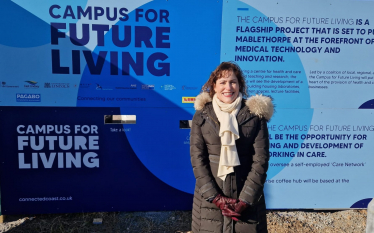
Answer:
[
  {"xmin": 239, "ymin": 117, "xmax": 270, "ymax": 205},
  {"xmin": 190, "ymin": 111, "xmax": 220, "ymax": 201}
]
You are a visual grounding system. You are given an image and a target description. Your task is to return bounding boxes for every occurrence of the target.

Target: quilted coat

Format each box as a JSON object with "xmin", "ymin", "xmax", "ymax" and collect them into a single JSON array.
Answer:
[{"xmin": 190, "ymin": 92, "xmax": 274, "ymax": 233}]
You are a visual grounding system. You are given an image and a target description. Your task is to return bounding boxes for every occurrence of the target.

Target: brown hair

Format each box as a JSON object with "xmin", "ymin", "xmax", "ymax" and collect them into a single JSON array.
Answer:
[{"xmin": 201, "ymin": 61, "xmax": 248, "ymax": 98}]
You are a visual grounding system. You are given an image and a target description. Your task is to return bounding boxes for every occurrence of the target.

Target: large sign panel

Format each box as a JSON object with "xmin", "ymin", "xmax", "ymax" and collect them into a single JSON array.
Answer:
[
  {"xmin": 221, "ymin": 0, "xmax": 374, "ymax": 208},
  {"xmin": 0, "ymin": 0, "xmax": 221, "ymax": 214},
  {"xmin": 0, "ymin": 0, "xmax": 373, "ymax": 214}
]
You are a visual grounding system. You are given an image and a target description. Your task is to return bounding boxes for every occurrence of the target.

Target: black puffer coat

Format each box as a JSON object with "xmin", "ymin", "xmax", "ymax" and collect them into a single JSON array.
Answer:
[{"xmin": 190, "ymin": 92, "xmax": 273, "ymax": 233}]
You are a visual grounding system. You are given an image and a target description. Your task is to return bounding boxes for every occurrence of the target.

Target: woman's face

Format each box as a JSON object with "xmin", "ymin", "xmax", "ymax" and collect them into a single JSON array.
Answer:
[{"xmin": 213, "ymin": 70, "xmax": 240, "ymax": 104}]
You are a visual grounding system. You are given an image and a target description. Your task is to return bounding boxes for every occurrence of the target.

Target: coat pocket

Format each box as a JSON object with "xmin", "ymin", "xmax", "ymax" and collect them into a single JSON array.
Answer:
[{"xmin": 240, "ymin": 120, "xmax": 256, "ymax": 138}]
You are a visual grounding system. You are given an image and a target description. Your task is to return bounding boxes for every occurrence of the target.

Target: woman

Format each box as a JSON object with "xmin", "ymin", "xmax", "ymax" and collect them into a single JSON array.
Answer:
[{"xmin": 190, "ymin": 62, "xmax": 273, "ymax": 233}]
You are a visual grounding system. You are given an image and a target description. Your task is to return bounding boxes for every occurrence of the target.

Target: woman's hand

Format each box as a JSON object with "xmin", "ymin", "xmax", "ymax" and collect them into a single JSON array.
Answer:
[
  {"xmin": 231, "ymin": 200, "xmax": 250, "ymax": 221},
  {"xmin": 212, "ymin": 194, "xmax": 241, "ymax": 218}
]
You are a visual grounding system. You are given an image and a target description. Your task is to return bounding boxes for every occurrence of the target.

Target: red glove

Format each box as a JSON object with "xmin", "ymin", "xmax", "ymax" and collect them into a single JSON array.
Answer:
[
  {"xmin": 212, "ymin": 194, "xmax": 240, "ymax": 218},
  {"xmin": 231, "ymin": 200, "xmax": 250, "ymax": 221}
]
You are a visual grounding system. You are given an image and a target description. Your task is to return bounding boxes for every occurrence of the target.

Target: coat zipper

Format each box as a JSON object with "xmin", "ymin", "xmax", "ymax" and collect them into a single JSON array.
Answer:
[
  {"xmin": 207, "ymin": 113, "xmax": 218, "ymax": 125},
  {"xmin": 231, "ymin": 174, "xmax": 234, "ymax": 233}
]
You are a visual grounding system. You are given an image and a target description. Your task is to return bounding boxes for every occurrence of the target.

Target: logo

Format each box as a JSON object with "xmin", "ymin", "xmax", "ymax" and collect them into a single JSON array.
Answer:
[
  {"xmin": 96, "ymin": 83, "xmax": 112, "ymax": 90},
  {"xmin": 115, "ymin": 84, "xmax": 137, "ymax": 90},
  {"xmin": 16, "ymin": 93, "xmax": 41, "ymax": 102},
  {"xmin": 182, "ymin": 97, "xmax": 196, "ymax": 103},
  {"xmin": 161, "ymin": 85, "xmax": 176, "ymax": 90},
  {"xmin": 80, "ymin": 83, "xmax": 92, "ymax": 88},
  {"xmin": 24, "ymin": 81, "xmax": 39, "ymax": 89},
  {"xmin": 142, "ymin": 84, "xmax": 155, "ymax": 90},
  {"xmin": 1, "ymin": 82, "xmax": 19, "ymax": 88},
  {"xmin": 182, "ymin": 85, "xmax": 198, "ymax": 90},
  {"xmin": 44, "ymin": 83, "xmax": 70, "ymax": 88},
  {"xmin": 25, "ymin": 81, "xmax": 37, "ymax": 85}
]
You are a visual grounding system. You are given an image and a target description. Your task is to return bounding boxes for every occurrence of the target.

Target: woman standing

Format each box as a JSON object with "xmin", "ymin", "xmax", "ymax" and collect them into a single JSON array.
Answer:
[{"xmin": 190, "ymin": 62, "xmax": 273, "ymax": 233}]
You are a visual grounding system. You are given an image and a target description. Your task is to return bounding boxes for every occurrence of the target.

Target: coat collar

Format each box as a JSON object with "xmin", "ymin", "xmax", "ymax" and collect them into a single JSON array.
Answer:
[{"xmin": 194, "ymin": 92, "xmax": 274, "ymax": 121}]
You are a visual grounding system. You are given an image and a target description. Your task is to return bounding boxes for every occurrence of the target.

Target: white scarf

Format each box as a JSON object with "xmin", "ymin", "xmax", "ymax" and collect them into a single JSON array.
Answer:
[{"xmin": 212, "ymin": 93, "xmax": 242, "ymax": 180}]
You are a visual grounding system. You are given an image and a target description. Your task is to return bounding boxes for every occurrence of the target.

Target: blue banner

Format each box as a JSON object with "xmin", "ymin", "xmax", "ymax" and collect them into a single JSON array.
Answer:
[{"xmin": 0, "ymin": 0, "xmax": 373, "ymax": 214}]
